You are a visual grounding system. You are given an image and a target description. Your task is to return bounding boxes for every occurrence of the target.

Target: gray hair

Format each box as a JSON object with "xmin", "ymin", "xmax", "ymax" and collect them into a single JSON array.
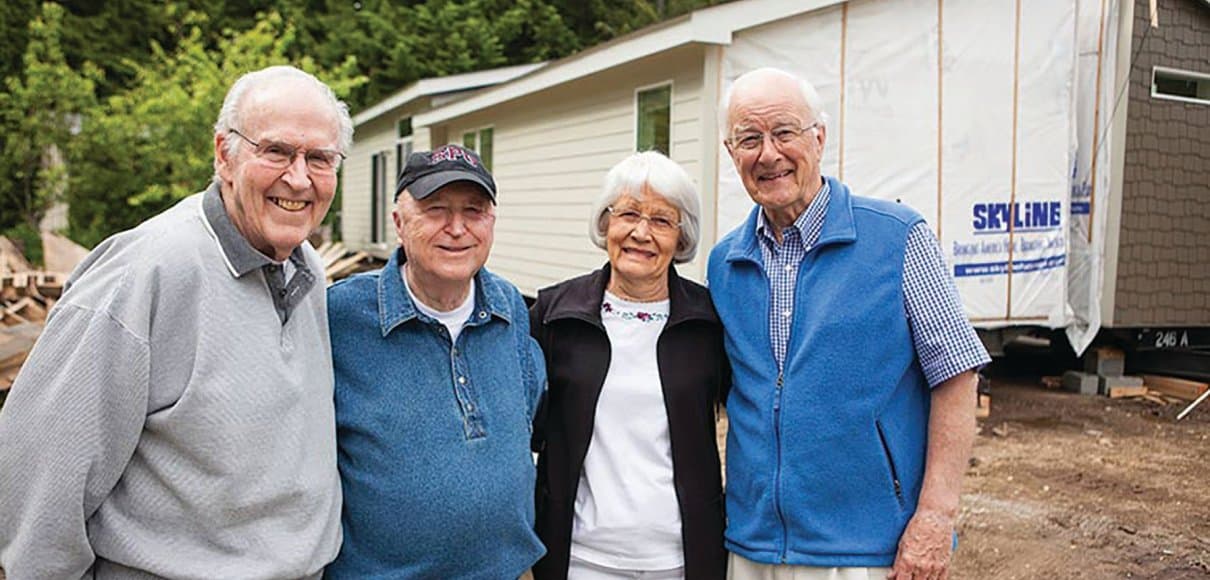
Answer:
[
  {"xmin": 719, "ymin": 67, "xmax": 829, "ymax": 138},
  {"xmin": 588, "ymin": 151, "xmax": 701, "ymax": 264},
  {"xmin": 213, "ymin": 65, "xmax": 353, "ymax": 177}
]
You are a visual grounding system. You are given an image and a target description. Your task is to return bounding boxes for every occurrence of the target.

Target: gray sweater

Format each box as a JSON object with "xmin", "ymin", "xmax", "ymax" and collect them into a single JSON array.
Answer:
[{"xmin": 0, "ymin": 190, "xmax": 341, "ymax": 579}]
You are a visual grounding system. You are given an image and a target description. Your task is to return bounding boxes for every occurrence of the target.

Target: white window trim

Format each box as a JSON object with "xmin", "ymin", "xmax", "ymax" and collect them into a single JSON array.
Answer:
[
  {"xmin": 370, "ymin": 150, "xmax": 391, "ymax": 248},
  {"xmin": 1151, "ymin": 66, "xmax": 1210, "ymax": 106},
  {"xmin": 634, "ymin": 80, "xmax": 674, "ymax": 155},
  {"xmin": 458, "ymin": 125, "xmax": 495, "ymax": 169}
]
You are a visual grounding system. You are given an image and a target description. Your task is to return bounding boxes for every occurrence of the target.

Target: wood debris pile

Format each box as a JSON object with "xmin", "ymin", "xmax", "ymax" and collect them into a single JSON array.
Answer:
[
  {"xmin": 1041, "ymin": 373, "xmax": 1209, "ymax": 405},
  {"xmin": 1, "ymin": 236, "xmax": 74, "ymax": 392},
  {"xmin": 316, "ymin": 241, "xmax": 376, "ymax": 283}
]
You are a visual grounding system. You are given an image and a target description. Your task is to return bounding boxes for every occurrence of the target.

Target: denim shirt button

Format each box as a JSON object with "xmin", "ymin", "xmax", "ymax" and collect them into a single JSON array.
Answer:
[
  {"xmin": 458, "ymin": 376, "xmax": 467, "ymax": 384},
  {"xmin": 478, "ymin": 311, "xmax": 487, "ymax": 319}
]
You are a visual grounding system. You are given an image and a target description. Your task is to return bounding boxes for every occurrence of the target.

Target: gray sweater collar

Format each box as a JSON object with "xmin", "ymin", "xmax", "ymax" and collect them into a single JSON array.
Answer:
[{"xmin": 202, "ymin": 182, "xmax": 307, "ymax": 277}]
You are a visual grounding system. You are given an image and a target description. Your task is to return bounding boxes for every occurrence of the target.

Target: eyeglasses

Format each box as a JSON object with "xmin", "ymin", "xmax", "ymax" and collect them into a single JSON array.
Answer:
[
  {"xmin": 607, "ymin": 206, "xmax": 681, "ymax": 234},
  {"xmin": 228, "ymin": 129, "xmax": 345, "ymax": 174},
  {"xmin": 727, "ymin": 122, "xmax": 821, "ymax": 152}
]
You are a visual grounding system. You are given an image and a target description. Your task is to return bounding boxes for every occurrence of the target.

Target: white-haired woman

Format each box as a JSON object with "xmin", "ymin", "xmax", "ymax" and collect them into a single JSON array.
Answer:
[{"xmin": 530, "ymin": 151, "xmax": 728, "ymax": 580}]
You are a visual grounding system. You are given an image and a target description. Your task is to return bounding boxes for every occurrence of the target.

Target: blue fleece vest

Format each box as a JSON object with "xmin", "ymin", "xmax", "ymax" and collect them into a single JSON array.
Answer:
[{"xmin": 707, "ymin": 177, "xmax": 931, "ymax": 567}]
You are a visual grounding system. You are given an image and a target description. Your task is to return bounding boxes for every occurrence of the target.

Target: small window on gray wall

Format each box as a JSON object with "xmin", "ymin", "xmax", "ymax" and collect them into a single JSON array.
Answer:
[
  {"xmin": 637, "ymin": 83, "xmax": 671, "ymax": 155},
  {"xmin": 1152, "ymin": 67, "xmax": 1210, "ymax": 105}
]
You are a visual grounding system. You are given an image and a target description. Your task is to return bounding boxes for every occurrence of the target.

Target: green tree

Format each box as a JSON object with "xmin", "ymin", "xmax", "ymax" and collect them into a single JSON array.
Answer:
[
  {"xmin": 0, "ymin": 0, "xmax": 38, "ymax": 83},
  {"xmin": 65, "ymin": 10, "xmax": 365, "ymax": 247},
  {"xmin": 0, "ymin": 3, "xmax": 99, "ymax": 236}
]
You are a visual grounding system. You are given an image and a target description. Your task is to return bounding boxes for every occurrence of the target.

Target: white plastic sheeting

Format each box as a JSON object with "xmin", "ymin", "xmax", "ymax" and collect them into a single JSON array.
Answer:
[
  {"xmin": 718, "ymin": 0, "xmax": 1106, "ymax": 336},
  {"xmin": 1066, "ymin": 0, "xmax": 1120, "ymax": 353}
]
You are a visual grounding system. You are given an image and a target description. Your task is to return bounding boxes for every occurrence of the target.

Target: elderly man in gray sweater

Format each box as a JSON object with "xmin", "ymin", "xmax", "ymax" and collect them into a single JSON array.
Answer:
[{"xmin": 0, "ymin": 65, "xmax": 350, "ymax": 579}]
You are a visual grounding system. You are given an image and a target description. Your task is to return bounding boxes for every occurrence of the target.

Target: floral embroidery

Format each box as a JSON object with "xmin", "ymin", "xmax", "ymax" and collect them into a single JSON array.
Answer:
[{"xmin": 601, "ymin": 300, "xmax": 669, "ymax": 323}]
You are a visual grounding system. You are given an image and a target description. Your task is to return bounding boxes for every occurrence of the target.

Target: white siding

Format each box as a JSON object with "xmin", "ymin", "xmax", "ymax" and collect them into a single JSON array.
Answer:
[
  {"xmin": 436, "ymin": 46, "xmax": 709, "ymax": 296},
  {"xmin": 341, "ymin": 100, "xmax": 430, "ymax": 254}
]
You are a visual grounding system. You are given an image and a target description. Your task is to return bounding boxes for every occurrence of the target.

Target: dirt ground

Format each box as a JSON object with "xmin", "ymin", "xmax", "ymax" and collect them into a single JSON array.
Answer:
[{"xmin": 952, "ymin": 370, "xmax": 1210, "ymax": 579}]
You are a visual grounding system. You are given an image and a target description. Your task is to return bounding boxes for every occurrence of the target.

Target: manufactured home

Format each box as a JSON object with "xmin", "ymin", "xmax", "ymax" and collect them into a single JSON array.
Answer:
[{"xmin": 342, "ymin": 0, "xmax": 1209, "ymax": 362}]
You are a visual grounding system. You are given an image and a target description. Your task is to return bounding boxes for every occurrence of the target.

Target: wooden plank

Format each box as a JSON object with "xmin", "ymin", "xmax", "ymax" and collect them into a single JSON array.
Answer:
[
  {"xmin": 0, "ymin": 323, "xmax": 41, "ymax": 370},
  {"xmin": 975, "ymin": 394, "xmax": 991, "ymax": 418},
  {"xmin": 0, "ymin": 350, "xmax": 28, "ymax": 373},
  {"xmin": 1108, "ymin": 385, "xmax": 1148, "ymax": 399},
  {"xmin": 1141, "ymin": 392, "xmax": 1170, "ymax": 405},
  {"xmin": 40, "ymin": 231, "xmax": 89, "ymax": 274},
  {"xmin": 1040, "ymin": 375, "xmax": 1063, "ymax": 389},
  {"xmin": 0, "ymin": 236, "xmax": 33, "ymax": 274},
  {"xmin": 1142, "ymin": 374, "xmax": 1209, "ymax": 401},
  {"xmin": 326, "ymin": 251, "xmax": 369, "ymax": 281}
]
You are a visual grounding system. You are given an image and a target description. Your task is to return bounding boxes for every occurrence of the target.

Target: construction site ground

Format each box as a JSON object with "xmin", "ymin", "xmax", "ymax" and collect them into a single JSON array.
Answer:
[{"xmin": 951, "ymin": 355, "xmax": 1210, "ymax": 579}]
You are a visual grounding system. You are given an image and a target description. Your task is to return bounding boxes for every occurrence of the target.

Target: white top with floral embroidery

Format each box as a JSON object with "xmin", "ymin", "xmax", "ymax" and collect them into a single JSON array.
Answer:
[{"xmin": 570, "ymin": 290, "xmax": 683, "ymax": 571}]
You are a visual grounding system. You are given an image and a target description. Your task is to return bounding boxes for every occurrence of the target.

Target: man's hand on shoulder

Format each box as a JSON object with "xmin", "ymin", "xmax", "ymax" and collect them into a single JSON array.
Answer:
[{"xmin": 888, "ymin": 507, "xmax": 954, "ymax": 580}]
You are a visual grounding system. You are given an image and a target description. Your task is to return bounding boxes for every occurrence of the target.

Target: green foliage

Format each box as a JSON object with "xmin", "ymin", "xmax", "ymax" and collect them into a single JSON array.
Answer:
[
  {"xmin": 286, "ymin": 0, "xmax": 579, "ymax": 111},
  {"xmin": 0, "ymin": 0, "xmax": 38, "ymax": 83},
  {"xmin": 65, "ymin": 11, "xmax": 366, "ymax": 247},
  {"xmin": 0, "ymin": 3, "xmax": 99, "ymax": 233},
  {"xmin": 552, "ymin": 0, "xmax": 729, "ymax": 47}
]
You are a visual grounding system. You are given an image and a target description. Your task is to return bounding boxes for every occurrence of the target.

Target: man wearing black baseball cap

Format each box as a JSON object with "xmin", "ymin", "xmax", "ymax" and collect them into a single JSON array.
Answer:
[{"xmin": 326, "ymin": 144, "xmax": 547, "ymax": 578}]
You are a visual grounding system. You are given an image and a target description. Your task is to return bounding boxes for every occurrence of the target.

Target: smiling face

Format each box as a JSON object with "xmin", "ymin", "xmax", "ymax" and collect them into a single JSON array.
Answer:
[
  {"xmin": 394, "ymin": 181, "xmax": 496, "ymax": 298},
  {"xmin": 725, "ymin": 71, "xmax": 826, "ymax": 228},
  {"xmin": 606, "ymin": 189, "xmax": 681, "ymax": 290},
  {"xmin": 214, "ymin": 79, "xmax": 340, "ymax": 261}
]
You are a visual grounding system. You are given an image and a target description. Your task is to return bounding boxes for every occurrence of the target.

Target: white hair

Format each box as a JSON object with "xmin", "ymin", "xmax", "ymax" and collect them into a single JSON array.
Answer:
[
  {"xmin": 719, "ymin": 67, "xmax": 829, "ymax": 139},
  {"xmin": 588, "ymin": 151, "xmax": 702, "ymax": 264},
  {"xmin": 213, "ymin": 65, "xmax": 353, "ymax": 179}
]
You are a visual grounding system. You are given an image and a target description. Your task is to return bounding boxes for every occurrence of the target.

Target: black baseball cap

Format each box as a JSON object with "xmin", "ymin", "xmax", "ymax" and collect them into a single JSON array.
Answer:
[{"xmin": 395, "ymin": 144, "xmax": 497, "ymax": 203}]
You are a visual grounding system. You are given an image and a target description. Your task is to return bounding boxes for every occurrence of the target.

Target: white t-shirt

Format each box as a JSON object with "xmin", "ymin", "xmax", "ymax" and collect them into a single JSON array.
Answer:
[
  {"xmin": 400, "ymin": 265, "xmax": 475, "ymax": 343},
  {"xmin": 570, "ymin": 291, "xmax": 683, "ymax": 570}
]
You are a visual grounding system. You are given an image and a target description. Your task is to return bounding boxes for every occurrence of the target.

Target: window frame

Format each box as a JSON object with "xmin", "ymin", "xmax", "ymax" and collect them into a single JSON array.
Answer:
[
  {"xmin": 634, "ymin": 81, "xmax": 673, "ymax": 155},
  {"xmin": 460, "ymin": 126, "xmax": 494, "ymax": 171},
  {"xmin": 370, "ymin": 151, "xmax": 390, "ymax": 245},
  {"xmin": 396, "ymin": 117, "xmax": 414, "ymax": 182},
  {"xmin": 1151, "ymin": 66, "xmax": 1210, "ymax": 106}
]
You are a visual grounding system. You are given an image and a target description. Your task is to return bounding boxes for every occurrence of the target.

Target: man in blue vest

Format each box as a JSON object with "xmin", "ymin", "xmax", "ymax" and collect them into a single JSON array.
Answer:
[{"xmin": 708, "ymin": 67, "xmax": 990, "ymax": 580}]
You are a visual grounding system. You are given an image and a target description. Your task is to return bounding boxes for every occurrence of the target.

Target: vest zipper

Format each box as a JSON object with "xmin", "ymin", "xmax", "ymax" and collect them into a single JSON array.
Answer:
[
  {"xmin": 875, "ymin": 420, "xmax": 906, "ymax": 508},
  {"xmin": 774, "ymin": 371, "xmax": 788, "ymax": 563}
]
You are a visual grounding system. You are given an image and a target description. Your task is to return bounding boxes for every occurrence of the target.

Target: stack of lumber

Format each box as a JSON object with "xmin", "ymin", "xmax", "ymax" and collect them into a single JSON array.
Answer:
[
  {"xmin": 1103, "ymin": 374, "xmax": 1209, "ymax": 405},
  {"xmin": 316, "ymin": 241, "xmax": 375, "ymax": 283},
  {"xmin": 0, "ymin": 234, "xmax": 80, "ymax": 393}
]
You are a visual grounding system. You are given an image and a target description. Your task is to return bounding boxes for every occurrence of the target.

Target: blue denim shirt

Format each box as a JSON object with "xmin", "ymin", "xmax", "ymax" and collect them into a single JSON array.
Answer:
[{"xmin": 325, "ymin": 249, "xmax": 546, "ymax": 579}]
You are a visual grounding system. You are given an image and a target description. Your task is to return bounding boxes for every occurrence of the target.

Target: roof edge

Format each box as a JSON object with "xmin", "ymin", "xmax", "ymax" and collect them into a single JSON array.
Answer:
[
  {"xmin": 352, "ymin": 62, "xmax": 546, "ymax": 126},
  {"xmin": 414, "ymin": 0, "xmax": 843, "ymax": 127}
]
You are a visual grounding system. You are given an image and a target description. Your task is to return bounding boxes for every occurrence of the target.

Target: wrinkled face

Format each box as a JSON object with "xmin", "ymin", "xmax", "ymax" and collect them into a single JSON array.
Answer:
[
  {"xmin": 394, "ymin": 182, "xmax": 496, "ymax": 290},
  {"xmin": 606, "ymin": 190, "xmax": 681, "ymax": 287},
  {"xmin": 215, "ymin": 81, "xmax": 340, "ymax": 261},
  {"xmin": 725, "ymin": 75, "xmax": 826, "ymax": 220}
]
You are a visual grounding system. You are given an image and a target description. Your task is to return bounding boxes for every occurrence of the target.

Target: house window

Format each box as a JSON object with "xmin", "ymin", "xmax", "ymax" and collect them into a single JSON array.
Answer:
[
  {"xmin": 1152, "ymin": 67, "xmax": 1210, "ymax": 105},
  {"xmin": 370, "ymin": 152, "xmax": 389, "ymax": 244},
  {"xmin": 461, "ymin": 127, "xmax": 494, "ymax": 171},
  {"xmin": 636, "ymin": 83, "xmax": 672, "ymax": 155},
  {"xmin": 396, "ymin": 117, "xmax": 414, "ymax": 181}
]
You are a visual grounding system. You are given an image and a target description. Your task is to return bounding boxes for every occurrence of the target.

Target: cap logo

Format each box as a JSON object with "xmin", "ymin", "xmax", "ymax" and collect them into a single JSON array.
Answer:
[{"xmin": 430, "ymin": 145, "xmax": 478, "ymax": 167}]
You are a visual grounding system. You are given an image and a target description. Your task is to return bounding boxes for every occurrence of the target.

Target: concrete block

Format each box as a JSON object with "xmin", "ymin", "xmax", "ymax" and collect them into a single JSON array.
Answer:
[
  {"xmin": 1099, "ymin": 374, "xmax": 1145, "ymax": 395},
  {"xmin": 1063, "ymin": 371, "xmax": 1100, "ymax": 395},
  {"xmin": 1083, "ymin": 346, "xmax": 1125, "ymax": 376}
]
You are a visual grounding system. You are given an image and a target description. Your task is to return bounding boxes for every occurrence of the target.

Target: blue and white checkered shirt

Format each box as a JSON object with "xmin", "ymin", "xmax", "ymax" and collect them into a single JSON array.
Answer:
[{"xmin": 756, "ymin": 181, "xmax": 989, "ymax": 385}]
